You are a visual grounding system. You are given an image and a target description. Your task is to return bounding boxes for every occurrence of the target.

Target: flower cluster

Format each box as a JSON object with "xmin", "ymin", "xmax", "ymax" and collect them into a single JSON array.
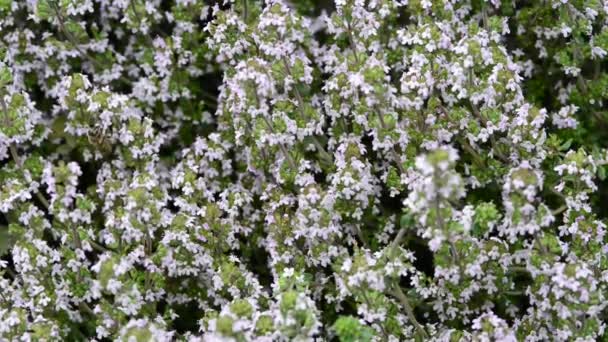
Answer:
[{"xmin": 2, "ymin": 0, "xmax": 608, "ymax": 340}]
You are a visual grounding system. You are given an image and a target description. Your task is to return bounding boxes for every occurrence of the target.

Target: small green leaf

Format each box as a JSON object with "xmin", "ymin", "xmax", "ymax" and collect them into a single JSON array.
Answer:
[
  {"xmin": 599, "ymin": 166, "xmax": 607, "ymax": 181},
  {"xmin": 0, "ymin": 0, "xmax": 11, "ymax": 11},
  {"xmin": 559, "ymin": 139, "xmax": 573, "ymax": 151},
  {"xmin": 332, "ymin": 316, "xmax": 373, "ymax": 342},
  {"xmin": 37, "ymin": 1, "xmax": 52, "ymax": 21},
  {"xmin": 400, "ymin": 213, "xmax": 415, "ymax": 229},
  {"xmin": 0, "ymin": 226, "xmax": 13, "ymax": 256}
]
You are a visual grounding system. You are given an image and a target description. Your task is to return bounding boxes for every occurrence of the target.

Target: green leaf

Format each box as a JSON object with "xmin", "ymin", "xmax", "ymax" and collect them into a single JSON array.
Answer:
[
  {"xmin": 400, "ymin": 213, "xmax": 415, "ymax": 229},
  {"xmin": 0, "ymin": 0, "xmax": 11, "ymax": 11},
  {"xmin": 0, "ymin": 226, "xmax": 13, "ymax": 256},
  {"xmin": 599, "ymin": 166, "xmax": 607, "ymax": 181},
  {"xmin": 37, "ymin": 1, "xmax": 52, "ymax": 21},
  {"xmin": 332, "ymin": 316, "xmax": 374, "ymax": 342},
  {"xmin": 559, "ymin": 139, "xmax": 573, "ymax": 151}
]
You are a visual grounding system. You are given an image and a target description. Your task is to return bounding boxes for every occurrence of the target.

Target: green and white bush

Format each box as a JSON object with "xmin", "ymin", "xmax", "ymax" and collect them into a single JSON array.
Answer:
[{"xmin": 1, "ymin": 0, "xmax": 608, "ymax": 340}]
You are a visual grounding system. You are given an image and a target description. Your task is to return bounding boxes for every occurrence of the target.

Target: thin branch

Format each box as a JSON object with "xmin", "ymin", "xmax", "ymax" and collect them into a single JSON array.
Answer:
[
  {"xmin": 262, "ymin": 116, "xmax": 298, "ymax": 171},
  {"xmin": 434, "ymin": 196, "xmax": 459, "ymax": 264},
  {"xmin": 255, "ymin": 92, "xmax": 298, "ymax": 171},
  {"xmin": 345, "ymin": 19, "xmax": 360, "ymax": 64},
  {"xmin": 389, "ymin": 284, "xmax": 428, "ymax": 339},
  {"xmin": 50, "ymin": 1, "xmax": 103, "ymax": 69},
  {"xmin": 1, "ymin": 95, "xmax": 52, "ymax": 209},
  {"xmin": 280, "ymin": 57, "xmax": 333, "ymax": 163},
  {"xmin": 374, "ymin": 107, "xmax": 406, "ymax": 174},
  {"xmin": 390, "ymin": 227, "xmax": 407, "ymax": 256},
  {"xmin": 242, "ymin": 0, "xmax": 248, "ymax": 22},
  {"xmin": 552, "ymin": 204, "xmax": 567, "ymax": 216}
]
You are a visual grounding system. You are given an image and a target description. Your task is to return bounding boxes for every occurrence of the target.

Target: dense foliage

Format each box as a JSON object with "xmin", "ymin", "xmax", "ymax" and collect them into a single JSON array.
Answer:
[{"xmin": 2, "ymin": 0, "xmax": 608, "ymax": 340}]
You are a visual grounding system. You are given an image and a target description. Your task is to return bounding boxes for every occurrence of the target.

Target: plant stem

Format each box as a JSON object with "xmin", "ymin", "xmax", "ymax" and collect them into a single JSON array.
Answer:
[
  {"xmin": 262, "ymin": 116, "xmax": 298, "ymax": 171},
  {"xmin": 50, "ymin": 1, "xmax": 103, "ymax": 69},
  {"xmin": 390, "ymin": 284, "xmax": 428, "ymax": 338},
  {"xmin": 280, "ymin": 57, "xmax": 333, "ymax": 163},
  {"xmin": 242, "ymin": 0, "xmax": 248, "ymax": 22}
]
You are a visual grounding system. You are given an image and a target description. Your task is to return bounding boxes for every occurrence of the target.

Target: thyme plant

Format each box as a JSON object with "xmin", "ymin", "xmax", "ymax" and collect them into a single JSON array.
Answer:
[{"xmin": 1, "ymin": 0, "xmax": 608, "ymax": 340}]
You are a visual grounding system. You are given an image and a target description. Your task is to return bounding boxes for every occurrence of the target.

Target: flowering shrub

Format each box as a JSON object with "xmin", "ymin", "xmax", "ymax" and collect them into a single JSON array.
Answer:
[{"xmin": 2, "ymin": 0, "xmax": 608, "ymax": 340}]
